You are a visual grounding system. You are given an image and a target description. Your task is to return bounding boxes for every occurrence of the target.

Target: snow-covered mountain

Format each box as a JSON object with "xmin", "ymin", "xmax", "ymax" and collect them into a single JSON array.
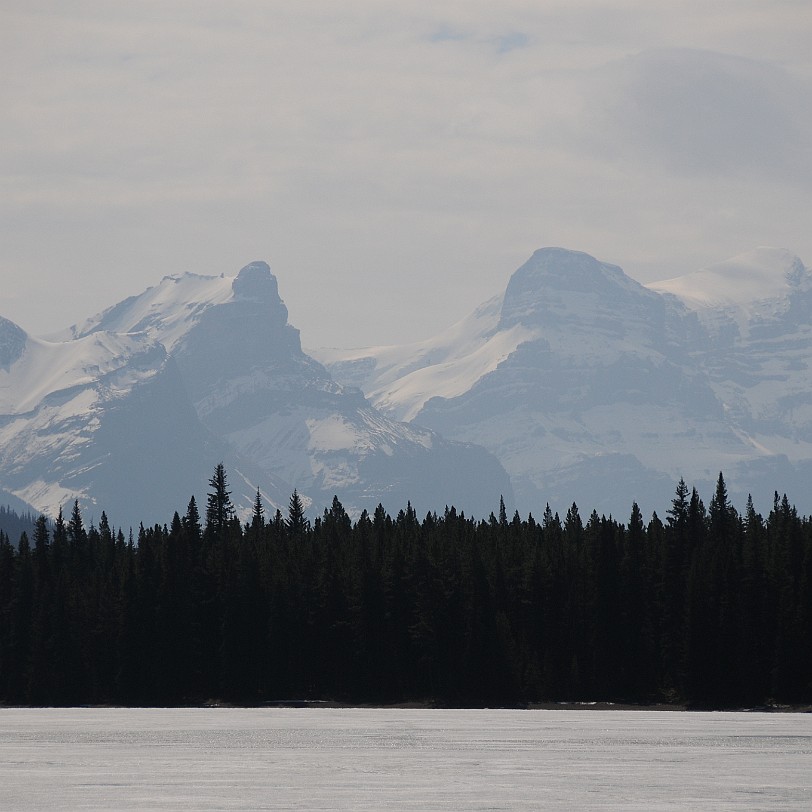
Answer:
[
  {"xmin": 0, "ymin": 315, "xmax": 220, "ymax": 528},
  {"xmin": 6, "ymin": 246, "xmax": 810, "ymax": 527},
  {"xmin": 316, "ymin": 246, "xmax": 812, "ymax": 517},
  {"xmin": 6, "ymin": 261, "xmax": 510, "ymax": 526}
]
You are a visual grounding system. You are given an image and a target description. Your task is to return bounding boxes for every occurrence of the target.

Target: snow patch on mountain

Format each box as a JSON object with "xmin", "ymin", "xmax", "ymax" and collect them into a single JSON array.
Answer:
[
  {"xmin": 313, "ymin": 295, "xmax": 503, "ymax": 388},
  {"xmin": 13, "ymin": 479, "xmax": 79, "ymax": 519},
  {"xmin": 0, "ymin": 328, "xmax": 161, "ymax": 415},
  {"xmin": 63, "ymin": 272, "xmax": 235, "ymax": 352},
  {"xmin": 320, "ymin": 327, "xmax": 537, "ymax": 424},
  {"xmin": 311, "ymin": 296, "xmax": 540, "ymax": 422},
  {"xmin": 648, "ymin": 247, "xmax": 810, "ymax": 335}
]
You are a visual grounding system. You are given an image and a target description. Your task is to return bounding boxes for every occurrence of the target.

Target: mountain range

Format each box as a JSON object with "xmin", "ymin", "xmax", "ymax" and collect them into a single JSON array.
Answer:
[
  {"xmin": 315, "ymin": 246, "xmax": 812, "ymax": 518},
  {"xmin": 0, "ymin": 262, "xmax": 510, "ymax": 529},
  {"xmin": 2, "ymin": 245, "xmax": 810, "ymax": 527}
]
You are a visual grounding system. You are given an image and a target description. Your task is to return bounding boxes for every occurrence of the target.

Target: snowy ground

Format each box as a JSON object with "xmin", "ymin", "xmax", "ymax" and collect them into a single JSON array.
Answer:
[{"xmin": 0, "ymin": 708, "xmax": 810, "ymax": 810}]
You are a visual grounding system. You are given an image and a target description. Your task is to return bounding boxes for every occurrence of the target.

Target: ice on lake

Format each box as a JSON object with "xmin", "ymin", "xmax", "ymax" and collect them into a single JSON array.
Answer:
[{"xmin": 0, "ymin": 707, "xmax": 810, "ymax": 810}]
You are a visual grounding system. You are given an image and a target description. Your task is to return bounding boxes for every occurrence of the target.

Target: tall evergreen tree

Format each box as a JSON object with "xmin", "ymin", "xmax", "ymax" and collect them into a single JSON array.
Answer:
[
  {"xmin": 287, "ymin": 489, "xmax": 307, "ymax": 536},
  {"xmin": 67, "ymin": 499, "xmax": 87, "ymax": 553},
  {"xmin": 184, "ymin": 495, "xmax": 202, "ymax": 541},
  {"xmin": 205, "ymin": 463, "xmax": 234, "ymax": 538},
  {"xmin": 499, "ymin": 495, "xmax": 508, "ymax": 527},
  {"xmin": 251, "ymin": 488, "xmax": 265, "ymax": 530},
  {"xmin": 667, "ymin": 478, "xmax": 689, "ymax": 529},
  {"xmin": 51, "ymin": 507, "xmax": 67, "ymax": 570}
]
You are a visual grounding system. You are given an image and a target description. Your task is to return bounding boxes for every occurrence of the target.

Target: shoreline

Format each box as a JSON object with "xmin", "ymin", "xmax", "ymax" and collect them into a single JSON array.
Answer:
[{"xmin": 2, "ymin": 700, "xmax": 810, "ymax": 713}]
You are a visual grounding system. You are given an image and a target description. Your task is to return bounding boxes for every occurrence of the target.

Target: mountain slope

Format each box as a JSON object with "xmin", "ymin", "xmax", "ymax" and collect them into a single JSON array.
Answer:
[
  {"xmin": 648, "ymin": 247, "xmax": 812, "ymax": 478},
  {"xmin": 0, "ymin": 316, "xmax": 219, "ymax": 528},
  {"xmin": 649, "ymin": 247, "xmax": 807, "ymax": 315},
  {"xmin": 314, "ymin": 295, "xmax": 532, "ymax": 423}
]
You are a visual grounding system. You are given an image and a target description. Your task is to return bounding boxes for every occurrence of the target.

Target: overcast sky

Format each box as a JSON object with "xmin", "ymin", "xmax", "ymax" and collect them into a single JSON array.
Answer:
[{"xmin": 2, "ymin": 1, "xmax": 811, "ymax": 348}]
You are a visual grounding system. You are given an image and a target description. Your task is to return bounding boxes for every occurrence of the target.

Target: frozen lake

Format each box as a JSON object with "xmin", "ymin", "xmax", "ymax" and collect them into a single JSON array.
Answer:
[{"xmin": 0, "ymin": 708, "xmax": 810, "ymax": 810}]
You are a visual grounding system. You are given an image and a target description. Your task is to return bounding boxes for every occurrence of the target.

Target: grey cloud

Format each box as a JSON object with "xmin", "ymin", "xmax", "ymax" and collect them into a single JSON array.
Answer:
[
  {"xmin": 586, "ymin": 48, "xmax": 812, "ymax": 185},
  {"xmin": 2, "ymin": 5, "xmax": 812, "ymax": 348},
  {"xmin": 428, "ymin": 24, "xmax": 469, "ymax": 43},
  {"xmin": 493, "ymin": 32, "xmax": 531, "ymax": 54},
  {"xmin": 427, "ymin": 24, "xmax": 530, "ymax": 54}
]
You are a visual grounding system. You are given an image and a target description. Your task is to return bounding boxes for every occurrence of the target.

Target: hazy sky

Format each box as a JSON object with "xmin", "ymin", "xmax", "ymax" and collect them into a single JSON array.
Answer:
[{"xmin": 2, "ymin": 2, "xmax": 811, "ymax": 348}]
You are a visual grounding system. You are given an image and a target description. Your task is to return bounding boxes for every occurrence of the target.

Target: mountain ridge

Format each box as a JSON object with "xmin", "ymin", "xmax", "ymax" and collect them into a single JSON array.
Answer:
[{"xmin": 4, "ymin": 245, "xmax": 810, "ymax": 526}]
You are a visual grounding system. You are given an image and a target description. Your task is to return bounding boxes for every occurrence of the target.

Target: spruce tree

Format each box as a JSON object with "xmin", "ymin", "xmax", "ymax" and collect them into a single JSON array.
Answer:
[
  {"xmin": 499, "ymin": 495, "xmax": 508, "ymax": 527},
  {"xmin": 184, "ymin": 495, "xmax": 202, "ymax": 541},
  {"xmin": 67, "ymin": 499, "xmax": 87, "ymax": 552},
  {"xmin": 205, "ymin": 463, "xmax": 234, "ymax": 539},
  {"xmin": 287, "ymin": 489, "xmax": 307, "ymax": 536},
  {"xmin": 251, "ymin": 488, "xmax": 265, "ymax": 531}
]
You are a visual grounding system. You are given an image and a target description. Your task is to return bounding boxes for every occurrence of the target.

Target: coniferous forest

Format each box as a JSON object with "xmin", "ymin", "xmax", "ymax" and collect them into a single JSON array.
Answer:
[{"xmin": 0, "ymin": 465, "xmax": 810, "ymax": 708}]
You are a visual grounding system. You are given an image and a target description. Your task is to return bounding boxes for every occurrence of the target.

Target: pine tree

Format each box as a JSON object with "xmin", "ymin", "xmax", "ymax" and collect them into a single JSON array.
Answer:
[
  {"xmin": 667, "ymin": 478, "xmax": 689, "ymax": 529},
  {"xmin": 499, "ymin": 495, "xmax": 508, "ymax": 527},
  {"xmin": 251, "ymin": 488, "xmax": 265, "ymax": 531},
  {"xmin": 99, "ymin": 511, "xmax": 112, "ymax": 544},
  {"xmin": 287, "ymin": 489, "xmax": 307, "ymax": 536},
  {"xmin": 52, "ymin": 506, "xmax": 67, "ymax": 570},
  {"xmin": 660, "ymin": 480, "xmax": 690, "ymax": 696},
  {"xmin": 621, "ymin": 501, "xmax": 650, "ymax": 696},
  {"xmin": 67, "ymin": 499, "xmax": 87, "ymax": 557},
  {"xmin": 205, "ymin": 463, "xmax": 234, "ymax": 539},
  {"xmin": 184, "ymin": 495, "xmax": 202, "ymax": 541},
  {"xmin": 32, "ymin": 515, "xmax": 49, "ymax": 579},
  {"xmin": 709, "ymin": 472, "xmax": 737, "ymax": 541}
]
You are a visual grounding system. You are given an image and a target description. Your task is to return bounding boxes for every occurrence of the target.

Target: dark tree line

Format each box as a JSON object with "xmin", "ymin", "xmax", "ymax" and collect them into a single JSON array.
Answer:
[
  {"xmin": 0, "ymin": 506, "xmax": 41, "ymax": 549},
  {"xmin": 0, "ymin": 467, "xmax": 810, "ymax": 707}
]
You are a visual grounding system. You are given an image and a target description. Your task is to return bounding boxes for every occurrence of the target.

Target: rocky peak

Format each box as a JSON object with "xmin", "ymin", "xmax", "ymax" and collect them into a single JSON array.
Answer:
[
  {"xmin": 231, "ymin": 261, "xmax": 289, "ymax": 325},
  {"xmin": 0, "ymin": 316, "xmax": 27, "ymax": 371},
  {"xmin": 498, "ymin": 247, "xmax": 658, "ymax": 330}
]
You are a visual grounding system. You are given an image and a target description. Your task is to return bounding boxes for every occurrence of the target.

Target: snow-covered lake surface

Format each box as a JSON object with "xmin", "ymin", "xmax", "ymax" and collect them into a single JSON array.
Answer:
[{"xmin": 1, "ymin": 708, "xmax": 810, "ymax": 810}]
